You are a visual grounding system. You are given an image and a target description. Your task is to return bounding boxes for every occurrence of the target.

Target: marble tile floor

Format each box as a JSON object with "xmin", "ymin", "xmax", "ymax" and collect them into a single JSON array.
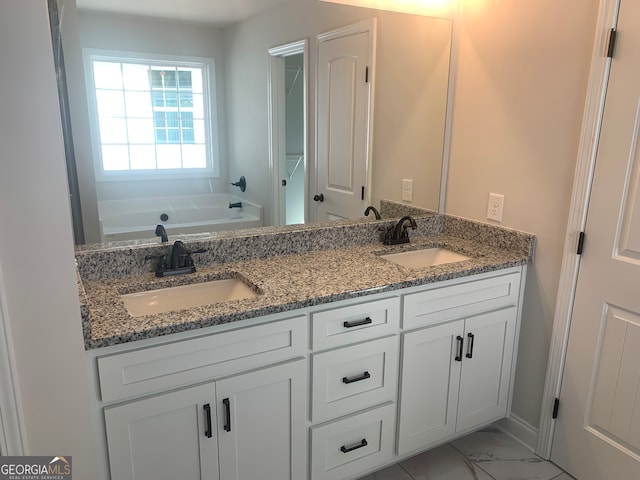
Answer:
[{"xmin": 358, "ymin": 428, "xmax": 575, "ymax": 480}]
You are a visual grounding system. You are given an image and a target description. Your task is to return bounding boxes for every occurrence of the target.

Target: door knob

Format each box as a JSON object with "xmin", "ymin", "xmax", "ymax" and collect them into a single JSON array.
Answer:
[{"xmin": 313, "ymin": 194, "xmax": 324, "ymax": 202}]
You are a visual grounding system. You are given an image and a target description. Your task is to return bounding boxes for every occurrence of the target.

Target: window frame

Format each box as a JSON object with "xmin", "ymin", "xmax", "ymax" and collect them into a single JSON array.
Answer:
[{"xmin": 83, "ymin": 49, "xmax": 220, "ymax": 182}]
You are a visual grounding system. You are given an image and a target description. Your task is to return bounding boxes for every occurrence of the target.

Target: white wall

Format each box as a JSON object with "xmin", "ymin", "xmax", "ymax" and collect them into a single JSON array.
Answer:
[
  {"xmin": 446, "ymin": 0, "xmax": 599, "ymax": 429},
  {"xmin": 0, "ymin": 1, "xmax": 98, "ymax": 477}
]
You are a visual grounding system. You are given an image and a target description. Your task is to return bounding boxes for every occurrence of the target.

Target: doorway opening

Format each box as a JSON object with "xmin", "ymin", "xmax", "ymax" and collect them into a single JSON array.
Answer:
[{"xmin": 268, "ymin": 40, "xmax": 308, "ymax": 226}]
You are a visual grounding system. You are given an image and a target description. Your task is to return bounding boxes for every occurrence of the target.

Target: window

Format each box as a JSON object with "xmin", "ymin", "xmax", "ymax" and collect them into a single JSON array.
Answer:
[{"xmin": 86, "ymin": 51, "xmax": 218, "ymax": 177}]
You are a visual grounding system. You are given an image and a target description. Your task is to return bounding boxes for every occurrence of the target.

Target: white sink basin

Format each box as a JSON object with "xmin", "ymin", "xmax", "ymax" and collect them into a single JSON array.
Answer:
[
  {"xmin": 381, "ymin": 247, "xmax": 470, "ymax": 269},
  {"xmin": 121, "ymin": 278, "xmax": 258, "ymax": 317}
]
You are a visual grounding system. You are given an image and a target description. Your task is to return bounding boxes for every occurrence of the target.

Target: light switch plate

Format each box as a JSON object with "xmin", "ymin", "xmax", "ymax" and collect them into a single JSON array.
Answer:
[
  {"xmin": 402, "ymin": 179, "xmax": 413, "ymax": 201},
  {"xmin": 487, "ymin": 193, "xmax": 504, "ymax": 222}
]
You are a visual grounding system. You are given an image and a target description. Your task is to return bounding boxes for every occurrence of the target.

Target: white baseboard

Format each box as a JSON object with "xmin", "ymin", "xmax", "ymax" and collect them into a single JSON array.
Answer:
[{"xmin": 494, "ymin": 415, "xmax": 539, "ymax": 453}]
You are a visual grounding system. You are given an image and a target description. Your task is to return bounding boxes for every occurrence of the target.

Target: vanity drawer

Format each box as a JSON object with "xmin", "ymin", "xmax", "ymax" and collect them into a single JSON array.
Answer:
[
  {"xmin": 311, "ymin": 296, "xmax": 400, "ymax": 350},
  {"xmin": 311, "ymin": 336, "xmax": 398, "ymax": 422},
  {"xmin": 97, "ymin": 316, "xmax": 307, "ymax": 403},
  {"xmin": 403, "ymin": 271, "xmax": 521, "ymax": 330},
  {"xmin": 311, "ymin": 402, "xmax": 395, "ymax": 480}
]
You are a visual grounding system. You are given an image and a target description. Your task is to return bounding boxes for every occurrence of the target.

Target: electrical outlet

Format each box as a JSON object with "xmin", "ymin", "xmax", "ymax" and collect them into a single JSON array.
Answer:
[
  {"xmin": 402, "ymin": 179, "xmax": 413, "ymax": 202},
  {"xmin": 486, "ymin": 193, "xmax": 504, "ymax": 222}
]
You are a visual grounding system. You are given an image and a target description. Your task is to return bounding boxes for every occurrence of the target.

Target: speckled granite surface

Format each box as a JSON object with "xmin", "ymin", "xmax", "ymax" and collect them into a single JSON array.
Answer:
[
  {"xmin": 77, "ymin": 213, "xmax": 535, "ymax": 350},
  {"xmin": 379, "ymin": 199, "xmax": 437, "ymax": 218}
]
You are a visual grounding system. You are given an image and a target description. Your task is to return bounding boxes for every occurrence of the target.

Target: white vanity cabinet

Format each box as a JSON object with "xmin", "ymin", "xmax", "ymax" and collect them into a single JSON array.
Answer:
[
  {"xmin": 89, "ymin": 266, "xmax": 527, "ymax": 480},
  {"xmin": 397, "ymin": 271, "xmax": 522, "ymax": 456},
  {"xmin": 104, "ymin": 382, "xmax": 218, "ymax": 480},
  {"xmin": 94, "ymin": 316, "xmax": 308, "ymax": 480},
  {"xmin": 104, "ymin": 359, "xmax": 306, "ymax": 480}
]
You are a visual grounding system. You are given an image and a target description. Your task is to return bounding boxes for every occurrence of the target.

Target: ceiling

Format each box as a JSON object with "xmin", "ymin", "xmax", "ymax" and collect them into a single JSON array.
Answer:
[{"xmin": 75, "ymin": 0, "xmax": 291, "ymax": 26}]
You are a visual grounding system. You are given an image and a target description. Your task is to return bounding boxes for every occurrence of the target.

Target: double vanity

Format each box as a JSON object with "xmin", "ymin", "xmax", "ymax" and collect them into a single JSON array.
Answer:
[{"xmin": 76, "ymin": 205, "xmax": 534, "ymax": 480}]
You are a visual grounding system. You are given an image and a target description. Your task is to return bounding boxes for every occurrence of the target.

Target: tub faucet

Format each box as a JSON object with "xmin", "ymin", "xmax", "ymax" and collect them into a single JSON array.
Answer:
[
  {"xmin": 155, "ymin": 224, "xmax": 168, "ymax": 242},
  {"xmin": 383, "ymin": 216, "xmax": 417, "ymax": 245}
]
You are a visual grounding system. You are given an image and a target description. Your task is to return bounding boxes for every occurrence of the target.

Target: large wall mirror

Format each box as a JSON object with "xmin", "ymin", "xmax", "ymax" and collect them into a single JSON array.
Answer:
[{"xmin": 54, "ymin": 0, "xmax": 453, "ymax": 245}]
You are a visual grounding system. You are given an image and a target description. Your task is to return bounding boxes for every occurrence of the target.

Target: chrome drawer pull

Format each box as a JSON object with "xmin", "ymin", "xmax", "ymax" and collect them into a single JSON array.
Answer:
[
  {"xmin": 340, "ymin": 438, "xmax": 368, "ymax": 453},
  {"xmin": 342, "ymin": 371, "xmax": 371, "ymax": 384},
  {"xmin": 343, "ymin": 317, "xmax": 373, "ymax": 328}
]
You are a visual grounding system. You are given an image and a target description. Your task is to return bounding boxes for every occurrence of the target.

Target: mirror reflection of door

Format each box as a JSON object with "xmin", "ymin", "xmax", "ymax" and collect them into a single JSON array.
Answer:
[
  {"xmin": 316, "ymin": 19, "xmax": 375, "ymax": 222},
  {"xmin": 284, "ymin": 54, "xmax": 305, "ymax": 225},
  {"xmin": 268, "ymin": 40, "xmax": 308, "ymax": 226}
]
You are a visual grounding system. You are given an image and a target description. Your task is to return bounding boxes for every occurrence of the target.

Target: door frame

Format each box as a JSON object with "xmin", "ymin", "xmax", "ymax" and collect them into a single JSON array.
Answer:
[
  {"xmin": 267, "ymin": 39, "xmax": 309, "ymax": 226},
  {"xmin": 537, "ymin": 0, "xmax": 619, "ymax": 458},
  {"xmin": 0, "ymin": 262, "xmax": 26, "ymax": 456}
]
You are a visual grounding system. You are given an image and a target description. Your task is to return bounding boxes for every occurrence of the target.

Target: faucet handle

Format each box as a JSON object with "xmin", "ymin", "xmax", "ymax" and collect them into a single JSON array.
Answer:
[
  {"xmin": 145, "ymin": 254, "xmax": 168, "ymax": 276},
  {"xmin": 157, "ymin": 255, "xmax": 168, "ymax": 274},
  {"xmin": 181, "ymin": 253, "xmax": 194, "ymax": 268}
]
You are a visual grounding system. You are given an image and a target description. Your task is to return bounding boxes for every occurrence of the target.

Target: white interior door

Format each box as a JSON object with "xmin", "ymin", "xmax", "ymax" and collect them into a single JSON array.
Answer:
[
  {"xmin": 315, "ymin": 19, "xmax": 375, "ymax": 221},
  {"xmin": 551, "ymin": 2, "xmax": 640, "ymax": 478}
]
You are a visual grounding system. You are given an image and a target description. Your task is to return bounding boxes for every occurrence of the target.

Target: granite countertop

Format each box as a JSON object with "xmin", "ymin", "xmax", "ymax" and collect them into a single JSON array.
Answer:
[{"xmin": 80, "ymin": 225, "xmax": 534, "ymax": 350}]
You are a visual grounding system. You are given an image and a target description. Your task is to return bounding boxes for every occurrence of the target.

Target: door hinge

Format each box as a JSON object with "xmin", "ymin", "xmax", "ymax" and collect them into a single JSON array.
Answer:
[
  {"xmin": 552, "ymin": 397, "xmax": 560, "ymax": 419},
  {"xmin": 365, "ymin": 66, "xmax": 369, "ymax": 83},
  {"xmin": 576, "ymin": 231, "xmax": 585, "ymax": 255},
  {"xmin": 607, "ymin": 28, "xmax": 617, "ymax": 58}
]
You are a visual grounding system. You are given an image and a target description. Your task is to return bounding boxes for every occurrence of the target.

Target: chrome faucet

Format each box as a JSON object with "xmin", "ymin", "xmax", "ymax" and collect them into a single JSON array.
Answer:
[{"xmin": 383, "ymin": 216, "xmax": 417, "ymax": 245}]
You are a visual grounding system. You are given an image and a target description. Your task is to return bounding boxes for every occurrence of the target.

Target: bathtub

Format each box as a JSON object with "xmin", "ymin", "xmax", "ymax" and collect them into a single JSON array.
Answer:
[{"xmin": 98, "ymin": 193, "xmax": 263, "ymax": 242}]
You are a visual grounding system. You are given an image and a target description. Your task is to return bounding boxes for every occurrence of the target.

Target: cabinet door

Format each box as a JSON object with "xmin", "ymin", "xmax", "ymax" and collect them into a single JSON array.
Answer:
[
  {"xmin": 456, "ymin": 307, "xmax": 516, "ymax": 432},
  {"xmin": 216, "ymin": 358, "xmax": 307, "ymax": 480},
  {"xmin": 104, "ymin": 383, "xmax": 218, "ymax": 480},
  {"xmin": 397, "ymin": 320, "xmax": 463, "ymax": 456}
]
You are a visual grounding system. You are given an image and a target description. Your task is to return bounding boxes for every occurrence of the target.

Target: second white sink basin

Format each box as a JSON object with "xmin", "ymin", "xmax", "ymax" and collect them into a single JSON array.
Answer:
[
  {"xmin": 121, "ymin": 278, "xmax": 258, "ymax": 317},
  {"xmin": 381, "ymin": 247, "xmax": 470, "ymax": 269}
]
